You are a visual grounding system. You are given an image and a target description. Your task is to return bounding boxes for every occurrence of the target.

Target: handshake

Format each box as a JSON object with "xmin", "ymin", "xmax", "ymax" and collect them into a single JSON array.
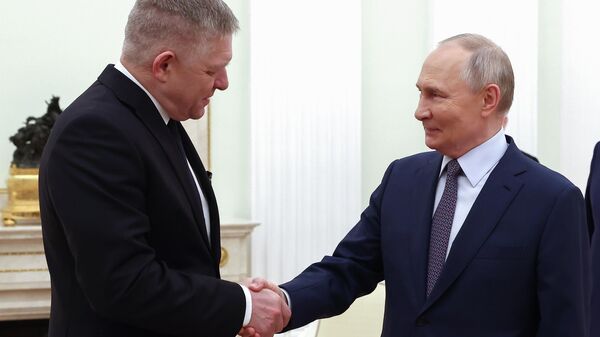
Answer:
[{"xmin": 238, "ymin": 278, "xmax": 291, "ymax": 337}]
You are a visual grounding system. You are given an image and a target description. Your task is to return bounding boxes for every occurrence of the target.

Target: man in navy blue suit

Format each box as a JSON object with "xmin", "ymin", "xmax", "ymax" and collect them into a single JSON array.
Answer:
[
  {"xmin": 587, "ymin": 142, "xmax": 600, "ymax": 336},
  {"xmin": 243, "ymin": 33, "xmax": 590, "ymax": 337}
]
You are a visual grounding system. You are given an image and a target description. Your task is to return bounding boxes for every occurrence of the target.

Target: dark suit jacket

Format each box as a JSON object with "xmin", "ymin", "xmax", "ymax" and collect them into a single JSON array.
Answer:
[
  {"xmin": 587, "ymin": 142, "xmax": 600, "ymax": 337},
  {"xmin": 39, "ymin": 65, "xmax": 245, "ymax": 337},
  {"xmin": 281, "ymin": 137, "xmax": 590, "ymax": 337}
]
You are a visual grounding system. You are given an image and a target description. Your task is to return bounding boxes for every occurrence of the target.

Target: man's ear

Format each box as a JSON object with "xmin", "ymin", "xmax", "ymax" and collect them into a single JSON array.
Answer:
[
  {"xmin": 152, "ymin": 51, "xmax": 176, "ymax": 83},
  {"xmin": 481, "ymin": 83, "xmax": 501, "ymax": 117}
]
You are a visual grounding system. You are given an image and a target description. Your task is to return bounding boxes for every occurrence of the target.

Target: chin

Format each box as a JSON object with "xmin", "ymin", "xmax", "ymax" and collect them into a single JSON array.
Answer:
[
  {"xmin": 424, "ymin": 137, "xmax": 438, "ymax": 151},
  {"xmin": 190, "ymin": 108, "xmax": 207, "ymax": 120}
]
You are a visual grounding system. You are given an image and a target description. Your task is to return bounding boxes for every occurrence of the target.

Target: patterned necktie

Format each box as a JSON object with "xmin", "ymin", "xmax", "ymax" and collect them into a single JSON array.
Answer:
[{"xmin": 426, "ymin": 159, "xmax": 462, "ymax": 297}]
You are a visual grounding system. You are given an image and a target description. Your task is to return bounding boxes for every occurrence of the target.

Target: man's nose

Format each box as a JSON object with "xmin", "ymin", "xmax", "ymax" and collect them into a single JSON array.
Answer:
[
  {"xmin": 214, "ymin": 69, "xmax": 229, "ymax": 91},
  {"xmin": 414, "ymin": 100, "xmax": 431, "ymax": 121}
]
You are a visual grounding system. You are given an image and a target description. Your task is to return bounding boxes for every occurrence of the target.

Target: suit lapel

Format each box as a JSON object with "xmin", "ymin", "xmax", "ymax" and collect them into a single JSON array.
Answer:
[
  {"xmin": 181, "ymin": 128, "xmax": 222, "ymax": 271},
  {"xmin": 98, "ymin": 65, "xmax": 213, "ymax": 253},
  {"xmin": 421, "ymin": 139, "xmax": 526, "ymax": 311},
  {"xmin": 409, "ymin": 154, "xmax": 443, "ymax": 304},
  {"xmin": 169, "ymin": 122, "xmax": 213, "ymax": 250}
]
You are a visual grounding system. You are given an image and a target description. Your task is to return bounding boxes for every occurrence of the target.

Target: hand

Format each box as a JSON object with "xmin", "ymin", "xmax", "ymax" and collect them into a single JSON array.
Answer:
[
  {"xmin": 245, "ymin": 278, "xmax": 286, "ymax": 304},
  {"xmin": 238, "ymin": 326, "xmax": 257, "ymax": 337},
  {"xmin": 245, "ymin": 288, "xmax": 290, "ymax": 337},
  {"xmin": 238, "ymin": 278, "xmax": 291, "ymax": 337}
]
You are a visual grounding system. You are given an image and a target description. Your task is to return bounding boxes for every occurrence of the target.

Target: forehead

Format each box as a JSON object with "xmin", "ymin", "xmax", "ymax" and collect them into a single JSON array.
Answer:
[
  {"xmin": 417, "ymin": 43, "xmax": 471, "ymax": 88},
  {"xmin": 188, "ymin": 35, "xmax": 233, "ymax": 68},
  {"xmin": 196, "ymin": 35, "xmax": 233, "ymax": 67}
]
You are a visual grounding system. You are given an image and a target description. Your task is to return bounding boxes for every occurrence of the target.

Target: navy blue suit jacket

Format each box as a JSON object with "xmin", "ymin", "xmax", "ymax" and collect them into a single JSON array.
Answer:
[
  {"xmin": 282, "ymin": 138, "xmax": 590, "ymax": 337},
  {"xmin": 39, "ymin": 65, "xmax": 245, "ymax": 337},
  {"xmin": 588, "ymin": 142, "xmax": 600, "ymax": 337}
]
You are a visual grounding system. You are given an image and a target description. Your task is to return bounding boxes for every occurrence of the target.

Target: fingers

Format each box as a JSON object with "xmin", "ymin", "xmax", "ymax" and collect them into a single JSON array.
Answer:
[
  {"xmin": 281, "ymin": 295, "xmax": 291, "ymax": 327},
  {"xmin": 243, "ymin": 277, "xmax": 290, "ymax": 336},
  {"xmin": 246, "ymin": 277, "xmax": 271, "ymax": 292},
  {"xmin": 249, "ymin": 278, "xmax": 284, "ymax": 301},
  {"xmin": 249, "ymin": 288, "xmax": 289, "ymax": 335},
  {"xmin": 238, "ymin": 326, "xmax": 259, "ymax": 337}
]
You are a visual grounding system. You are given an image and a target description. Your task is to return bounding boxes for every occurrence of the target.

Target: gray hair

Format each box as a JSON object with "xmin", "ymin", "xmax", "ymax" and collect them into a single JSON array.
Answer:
[
  {"xmin": 440, "ymin": 33, "xmax": 514, "ymax": 114},
  {"xmin": 122, "ymin": 0, "xmax": 239, "ymax": 66}
]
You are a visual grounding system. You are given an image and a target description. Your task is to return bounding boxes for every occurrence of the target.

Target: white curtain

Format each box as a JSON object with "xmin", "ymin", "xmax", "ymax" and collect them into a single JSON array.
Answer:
[
  {"xmin": 429, "ymin": 0, "xmax": 539, "ymax": 155},
  {"xmin": 250, "ymin": 0, "xmax": 362, "ymax": 287},
  {"xmin": 560, "ymin": 0, "xmax": 600, "ymax": 189}
]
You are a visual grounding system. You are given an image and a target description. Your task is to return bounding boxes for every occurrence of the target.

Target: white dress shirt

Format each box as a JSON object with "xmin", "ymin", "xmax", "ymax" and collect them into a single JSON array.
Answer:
[
  {"xmin": 114, "ymin": 62, "xmax": 252, "ymax": 325},
  {"xmin": 434, "ymin": 128, "xmax": 508, "ymax": 259}
]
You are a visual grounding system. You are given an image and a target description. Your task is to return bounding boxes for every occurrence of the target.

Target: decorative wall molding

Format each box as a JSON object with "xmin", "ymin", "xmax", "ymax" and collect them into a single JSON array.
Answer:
[{"xmin": 0, "ymin": 222, "xmax": 256, "ymax": 321}]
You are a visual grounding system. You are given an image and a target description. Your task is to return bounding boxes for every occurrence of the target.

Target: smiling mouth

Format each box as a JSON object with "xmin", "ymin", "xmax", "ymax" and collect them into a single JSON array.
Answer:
[{"xmin": 424, "ymin": 127, "xmax": 440, "ymax": 134}]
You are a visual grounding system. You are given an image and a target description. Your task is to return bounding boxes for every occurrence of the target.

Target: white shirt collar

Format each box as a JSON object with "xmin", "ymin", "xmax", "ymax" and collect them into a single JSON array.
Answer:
[
  {"xmin": 439, "ymin": 128, "xmax": 508, "ymax": 187},
  {"xmin": 114, "ymin": 61, "xmax": 170, "ymax": 125}
]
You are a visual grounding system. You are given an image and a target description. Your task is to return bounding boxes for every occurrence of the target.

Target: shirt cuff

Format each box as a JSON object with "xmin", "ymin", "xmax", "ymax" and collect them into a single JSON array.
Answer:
[
  {"xmin": 281, "ymin": 288, "xmax": 292, "ymax": 310},
  {"xmin": 241, "ymin": 285, "xmax": 252, "ymax": 326}
]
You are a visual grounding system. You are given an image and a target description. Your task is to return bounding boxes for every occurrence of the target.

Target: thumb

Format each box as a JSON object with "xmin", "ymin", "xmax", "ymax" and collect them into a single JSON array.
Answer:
[{"xmin": 248, "ymin": 277, "xmax": 268, "ymax": 292}]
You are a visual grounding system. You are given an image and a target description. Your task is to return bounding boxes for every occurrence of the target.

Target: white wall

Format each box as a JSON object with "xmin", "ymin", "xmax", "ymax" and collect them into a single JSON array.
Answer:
[
  {"xmin": 2, "ymin": 0, "xmax": 599, "ymax": 281},
  {"xmin": 559, "ymin": 0, "xmax": 600, "ymax": 189},
  {"xmin": 537, "ymin": 0, "xmax": 562, "ymax": 169},
  {"xmin": 0, "ymin": 1, "xmax": 131, "ymax": 184},
  {"xmin": 0, "ymin": 0, "xmax": 251, "ymax": 221},
  {"xmin": 430, "ymin": 0, "xmax": 539, "ymax": 157},
  {"xmin": 361, "ymin": 0, "xmax": 430, "ymax": 206},
  {"xmin": 360, "ymin": 0, "xmax": 598, "ymax": 198},
  {"xmin": 210, "ymin": 0, "xmax": 252, "ymax": 220},
  {"xmin": 250, "ymin": 0, "xmax": 362, "ymax": 283}
]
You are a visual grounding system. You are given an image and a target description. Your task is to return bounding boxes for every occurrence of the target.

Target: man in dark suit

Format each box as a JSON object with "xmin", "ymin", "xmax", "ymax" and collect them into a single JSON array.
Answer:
[
  {"xmin": 587, "ymin": 142, "xmax": 600, "ymax": 336},
  {"xmin": 244, "ymin": 34, "xmax": 590, "ymax": 337},
  {"xmin": 38, "ymin": 1, "xmax": 288, "ymax": 336}
]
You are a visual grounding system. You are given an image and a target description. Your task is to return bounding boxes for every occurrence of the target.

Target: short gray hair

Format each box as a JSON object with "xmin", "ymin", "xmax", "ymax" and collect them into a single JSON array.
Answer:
[
  {"xmin": 440, "ymin": 33, "xmax": 514, "ymax": 114},
  {"xmin": 122, "ymin": 0, "xmax": 239, "ymax": 66}
]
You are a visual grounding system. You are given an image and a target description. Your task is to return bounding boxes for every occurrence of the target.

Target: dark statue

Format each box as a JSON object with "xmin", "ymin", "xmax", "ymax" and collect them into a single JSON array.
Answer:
[{"xmin": 10, "ymin": 96, "xmax": 63, "ymax": 168}]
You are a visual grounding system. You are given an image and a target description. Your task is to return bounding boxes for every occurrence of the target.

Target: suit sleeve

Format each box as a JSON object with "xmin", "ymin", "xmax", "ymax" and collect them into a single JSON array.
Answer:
[
  {"xmin": 589, "ymin": 142, "xmax": 600, "ymax": 337},
  {"xmin": 535, "ymin": 185, "xmax": 591, "ymax": 337},
  {"xmin": 280, "ymin": 161, "xmax": 396, "ymax": 330},
  {"xmin": 44, "ymin": 113, "xmax": 245, "ymax": 336},
  {"xmin": 586, "ymin": 142, "xmax": 600, "ymax": 239}
]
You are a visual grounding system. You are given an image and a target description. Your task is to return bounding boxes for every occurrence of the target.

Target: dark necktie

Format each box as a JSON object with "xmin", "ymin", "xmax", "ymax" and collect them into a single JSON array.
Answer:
[
  {"xmin": 167, "ymin": 120, "xmax": 188, "ymax": 162},
  {"xmin": 426, "ymin": 159, "xmax": 462, "ymax": 297},
  {"xmin": 167, "ymin": 119, "xmax": 206, "ymax": 220}
]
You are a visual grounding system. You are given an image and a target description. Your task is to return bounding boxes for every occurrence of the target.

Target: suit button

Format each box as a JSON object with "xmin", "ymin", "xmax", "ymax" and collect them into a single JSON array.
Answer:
[{"xmin": 415, "ymin": 316, "xmax": 429, "ymax": 326}]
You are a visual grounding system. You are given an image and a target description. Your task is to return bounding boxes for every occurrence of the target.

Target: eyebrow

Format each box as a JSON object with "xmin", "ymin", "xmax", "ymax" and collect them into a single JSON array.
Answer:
[
  {"xmin": 210, "ymin": 60, "xmax": 231, "ymax": 70},
  {"xmin": 418, "ymin": 81, "xmax": 445, "ymax": 92}
]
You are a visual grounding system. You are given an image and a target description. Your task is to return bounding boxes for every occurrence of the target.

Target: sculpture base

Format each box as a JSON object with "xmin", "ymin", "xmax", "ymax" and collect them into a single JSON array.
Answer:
[{"xmin": 2, "ymin": 166, "xmax": 40, "ymax": 226}]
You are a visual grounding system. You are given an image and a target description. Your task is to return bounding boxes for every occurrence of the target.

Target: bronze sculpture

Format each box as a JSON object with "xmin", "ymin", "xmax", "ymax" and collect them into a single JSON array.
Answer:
[
  {"xmin": 3, "ymin": 96, "xmax": 62, "ymax": 225},
  {"xmin": 9, "ymin": 96, "xmax": 62, "ymax": 168}
]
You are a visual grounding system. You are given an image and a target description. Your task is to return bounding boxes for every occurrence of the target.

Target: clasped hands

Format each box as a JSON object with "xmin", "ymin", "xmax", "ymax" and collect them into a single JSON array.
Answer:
[{"xmin": 238, "ymin": 278, "xmax": 290, "ymax": 337}]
